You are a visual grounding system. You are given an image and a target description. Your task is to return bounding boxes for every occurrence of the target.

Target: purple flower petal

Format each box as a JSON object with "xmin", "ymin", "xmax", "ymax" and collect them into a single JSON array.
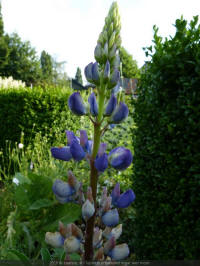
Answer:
[
  {"xmin": 80, "ymin": 130, "xmax": 88, "ymax": 149},
  {"xmin": 70, "ymin": 141, "xmax": 85, "ymax": 161},
  {"xmin": 95, "ymin": 153, "xmax": 108, "ymax": 172},
  {"xmin": 116, "ymin": 189, "xmax": 136, "ymax": 208},
  {"xmin": 88, "ymin": 92, "xmax": 98, "ymax": 116},
  {"xmin": 110, "ymin": 102, "xmax": 129, "ymax": 123},
  {"xmin": 51, "ymin": 147, "xmax": 72, "ymax": 161},
  {"xmin": 65, "ymin": 131, "xmax": 77, "ymax": 145},
  {"xmin": 84, "ymin": 62, "xmax": 93, "ymax": 82},
  {"xmin": 105, "ymin": 94, "xmax": 117, "ymax": 116},
  {"xmin": 109, "ymin": 147, "xmax": 133, "ymax": 170},
  {"xmin": 68, "ymin": 92, "xmax": 86, "ymax": 116},
  {"xmin": 92, "ymin": 62, "xmax": 100, "ymax": 82}
]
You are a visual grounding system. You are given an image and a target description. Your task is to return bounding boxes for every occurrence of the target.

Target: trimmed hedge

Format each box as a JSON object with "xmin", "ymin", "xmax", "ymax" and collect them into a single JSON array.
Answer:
[
  {"xmin": 133, "ymin": 16, "xmax": 200, "ymax": 259},
  {"xmin": 0, "ymin": 86, "xmax": 80, "ymax": 162}
]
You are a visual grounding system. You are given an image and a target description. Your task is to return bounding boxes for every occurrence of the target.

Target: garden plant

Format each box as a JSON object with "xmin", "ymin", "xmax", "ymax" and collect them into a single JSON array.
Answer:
[{"xmin": 45, "ymin": 2, "xmax": 135, "ymax": 262}]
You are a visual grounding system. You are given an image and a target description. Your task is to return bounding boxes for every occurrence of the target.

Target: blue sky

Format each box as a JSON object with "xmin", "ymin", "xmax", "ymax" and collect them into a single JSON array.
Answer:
[{"xmin": 2, "ymin": 0, "xmax": 200, "ymax": 80}]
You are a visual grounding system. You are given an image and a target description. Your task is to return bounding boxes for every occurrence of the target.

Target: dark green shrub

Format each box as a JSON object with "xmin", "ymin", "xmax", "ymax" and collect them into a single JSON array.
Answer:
[
  {"xmin": 0, "ymin": 86, "xmax": 80, "ymax": 175},
  {"xmin": 133, "ymin": 16, "xmax": 200, "ymax": 259}
]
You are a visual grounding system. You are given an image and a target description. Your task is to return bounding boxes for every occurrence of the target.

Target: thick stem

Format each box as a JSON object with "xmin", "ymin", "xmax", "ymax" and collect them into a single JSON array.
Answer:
[{"xmin": 84, "ymin": 90, "xmax": 105, "ymax": 261}]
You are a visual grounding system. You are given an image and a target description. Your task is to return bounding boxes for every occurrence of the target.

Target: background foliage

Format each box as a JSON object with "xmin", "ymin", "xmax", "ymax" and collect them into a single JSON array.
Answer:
[{"xmin": 132, "ymin": 16, "xmax": 200, "ymax": 259}]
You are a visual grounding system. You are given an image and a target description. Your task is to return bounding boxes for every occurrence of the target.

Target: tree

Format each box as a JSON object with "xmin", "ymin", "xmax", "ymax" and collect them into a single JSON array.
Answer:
[
  {"xmin": 3, "ymin": 33, "xmax": 42, "ymax": 85},
  {"xmin": 0, "ymin": 3, "xmax": 9, "ymax": 74},
  {"xmin": 52, "ymin": 58, "xmax": 70, "ymax": 88},
  {"xmin": 40, "ymin": 50, "xmax": 53, "ymax": 82},
  {"xmin": 75, "ymin": 67, "xmax": 83, "ymax": 85},
  {"xmin": 119, "ymin": 47, "xmax": 140, "ymax": 78}
]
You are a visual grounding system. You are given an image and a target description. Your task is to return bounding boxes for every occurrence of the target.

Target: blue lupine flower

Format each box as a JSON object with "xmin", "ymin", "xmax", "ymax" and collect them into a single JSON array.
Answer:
[
  {"xmin": 103, "ymin": 236, "xmax": 116, "ymax": 256},
  {"xmin": 84, "ymin": 62, "xmax": 93, "ymax": 82},
  {"xmin": 51, "ymin": 147, "xmax": 72, "ymax": 161},
  {"xmin": 68, "ymin": 92, "xmax": 86, "ymax": 116},
  {"xmin": 108, "ymin": 147, "xmax": 133, "ymax": 170},
  {"xmin": 104, "ymin": 60, "xmax": 110, "ymax": 80},
  {"xmin": 95, "ymin": 153, "xmax": 108, "ymax": 172},
  {"xmin": 105, "ymin": 94, "xmax": 117, "ymax": 116},
  {"xmin": 102, "ymin": 208, "xmax": 119, "ymax": 227},
  {"xmin": 88, "ymin": 92, "xmax": 98, "ymax": 116},
  {"xmin": 70, "ymin": 141, "xmax": 86, "ymax": 161},
  {"xmin": 55, "ymin": 194, "xmax": 76, "ymax": 204},
  {"xmin": 116, "ymin": 189, "xmax": 135, "ymax": 208},
  {"xmin": 111, "ymin": 183, "xmax": 135, "ymax": 208},
  {"xmin": 108, "ymin": 243, "xmax": 129, "ymax": 260},
  {"xmin": 92, "ymin": 62, "xmax": 100, "ymax": 83},
  {"xmin": 52, "ymin": 179, "xmax": 75, "ymax": 198},
  {"xmin": 110, "ymin": 102, "xmax": 129, "ymax": 123}
]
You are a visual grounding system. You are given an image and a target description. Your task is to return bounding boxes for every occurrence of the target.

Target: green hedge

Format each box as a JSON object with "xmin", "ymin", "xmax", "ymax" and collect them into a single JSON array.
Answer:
[
  {"xmin": 132, "ymin": 16, "xmax": 200, "ymax": 259},
  {"xmin": 0, "ymin": 86, "xmax": 80, "ymax": 169}
]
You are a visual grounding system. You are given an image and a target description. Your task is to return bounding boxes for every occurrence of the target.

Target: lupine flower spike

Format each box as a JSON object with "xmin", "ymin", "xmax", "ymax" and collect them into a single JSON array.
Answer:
[{"xmin": 46, "ymin": 1, "xmax": 136, "ymax": 262}]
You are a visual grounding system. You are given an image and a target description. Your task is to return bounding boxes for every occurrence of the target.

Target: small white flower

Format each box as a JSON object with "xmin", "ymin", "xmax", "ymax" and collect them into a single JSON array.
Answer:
[
  {"xmin": 18, "ymin": 143, "xmax": 24, "ymax": 149},
  {"xmin": 13, "ymin": 177, "xmax": 19, "ymax": 185}
]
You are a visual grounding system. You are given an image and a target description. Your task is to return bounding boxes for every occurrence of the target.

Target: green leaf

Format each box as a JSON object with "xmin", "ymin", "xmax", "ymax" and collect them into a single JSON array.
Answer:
[
  {"xmin": 8, "ymin": 249, "xmax": 30, "ymax": 265},
  {"xmin": 29, "ymin": 199, "xmax": 55, "ymax": 210},
  {"xmin": 41, "ymin": 248, "xmax": 51, "ymax": 265}
]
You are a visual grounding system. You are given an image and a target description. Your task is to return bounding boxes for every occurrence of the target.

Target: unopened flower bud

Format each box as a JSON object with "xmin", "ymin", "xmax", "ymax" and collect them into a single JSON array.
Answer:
[
  {"xmin": 104, "ymin": 60, "xmax": 110, "ymax": 81},
  {"xmin": 102, "ymin": 208, "xmax": 119, "ymax": 227},
  {"xmin": 94, "ymin": 43, "xmax": 103, "ymax": 61},
  {"xmin": 109, "ymin": 243, "xmax": 129, "ymax": 260},
  {"xmin": 110, "ymin": 69, "xmax": 120, "ymax": 87},
  {"xmin": 82, "ymin": 199, "xmax": 95, "ymax": 221},
  {"xmin": 64, "ymin": 236, "xmax": 80, "ymax": 253},
  {"xmin": 45, "ymin": 232, "xmax": 64, "ymax": 248},
  {"xmin": 103, "ymin": 236, "xmax": 116, "ymax": 255}
]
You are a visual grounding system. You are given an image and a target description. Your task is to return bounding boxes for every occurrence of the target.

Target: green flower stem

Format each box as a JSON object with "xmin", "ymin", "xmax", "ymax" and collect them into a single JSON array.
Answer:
[{"xmin": 84, "ymin": 89, "xmax": 105, "ymax": 261}]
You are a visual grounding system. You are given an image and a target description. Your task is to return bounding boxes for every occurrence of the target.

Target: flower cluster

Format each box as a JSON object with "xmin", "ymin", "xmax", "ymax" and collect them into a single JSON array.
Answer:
[
  {"xmin": 51, "ymin": 130, "xmax": 132, "ymax": 172},
  {"xmin": 46, "ymin": 181, "xmax": 135, "ymax": 260},
  {"xmin": 45, "ymin": 1, "xmax": 135, "ymax": 262}
]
